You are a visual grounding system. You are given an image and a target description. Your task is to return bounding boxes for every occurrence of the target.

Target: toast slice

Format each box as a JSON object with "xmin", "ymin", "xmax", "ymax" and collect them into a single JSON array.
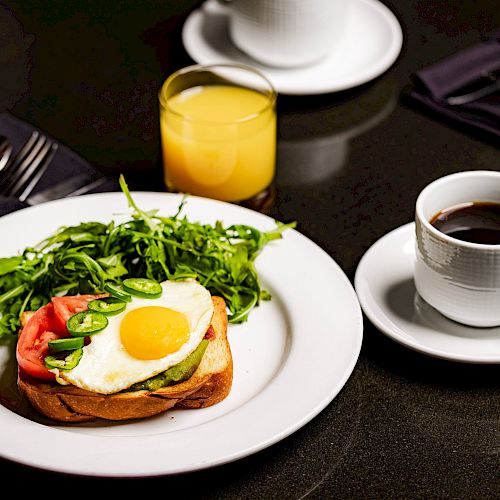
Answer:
[{"xmin": 17, "ymin": 296, "xmax": 232, "ymax": 422}]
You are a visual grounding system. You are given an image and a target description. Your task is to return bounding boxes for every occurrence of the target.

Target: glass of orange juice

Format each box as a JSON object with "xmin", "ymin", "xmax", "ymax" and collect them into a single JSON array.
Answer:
[{"xmin": 158, "ymin": 64, "xmax": 277, "ymax": 203}]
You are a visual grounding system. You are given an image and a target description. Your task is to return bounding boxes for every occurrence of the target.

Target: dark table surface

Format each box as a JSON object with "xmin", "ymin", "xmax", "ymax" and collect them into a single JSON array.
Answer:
[{"xmin": 1, "ymin": 0, "xmax": 499, "ymax": 497}]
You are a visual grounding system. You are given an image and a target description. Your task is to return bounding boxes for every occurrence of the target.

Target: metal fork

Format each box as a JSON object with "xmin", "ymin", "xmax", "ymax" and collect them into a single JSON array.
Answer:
[
  {"xmin": 446, "ymin": 79, "xmax": 500, "ymax": 105},
  {"xmin": 0, "ymin": 136, "xmax": 13, "ymax": 174},
  {"xmin": 0, "ymin": 131, "xmax": 58, "ymax": 201},
  {"xmin": 446, "ymin": 70, "xmax": 500, "ymax": 106}
]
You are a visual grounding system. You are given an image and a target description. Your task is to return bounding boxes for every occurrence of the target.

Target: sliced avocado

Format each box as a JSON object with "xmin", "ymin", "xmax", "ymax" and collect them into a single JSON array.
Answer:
[{"xmin": 125, "ymin": 339, "xmax": 209, "ymax": 392}]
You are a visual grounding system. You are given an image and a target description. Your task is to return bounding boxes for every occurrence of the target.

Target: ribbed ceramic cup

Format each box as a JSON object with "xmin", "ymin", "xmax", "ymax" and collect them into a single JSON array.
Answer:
[
  {"xmin": 414, "ymin": 170, "xmax": 500, "ymax": 327},
  {"xmin": 226, "ymin": 0, "xmax": 350, "ymax": 68}
]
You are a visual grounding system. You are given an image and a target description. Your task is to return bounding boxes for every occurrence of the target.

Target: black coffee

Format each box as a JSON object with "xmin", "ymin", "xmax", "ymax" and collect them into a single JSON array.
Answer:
[{"xmin": 430, "ymin": 202, "xmax": 500, "ymax": 244}]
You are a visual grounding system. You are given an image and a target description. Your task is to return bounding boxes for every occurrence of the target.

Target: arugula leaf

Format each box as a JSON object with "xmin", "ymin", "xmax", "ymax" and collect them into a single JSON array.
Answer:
[
  {"xmin": 0, "ymin": 175, "xmax": 295, "ymax": 337},
  {"xmin": 0, "ymin": 257, "xmax": 22, "ymax": 276}
]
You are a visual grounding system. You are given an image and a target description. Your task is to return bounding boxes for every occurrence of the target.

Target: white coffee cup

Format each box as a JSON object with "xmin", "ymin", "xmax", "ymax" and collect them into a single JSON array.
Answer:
[
  {"xmin": 414, "ymin": 170, "xmax": 500, "ymax": 327},
  {"xmin": 225, "ymin": 0, "xmax": 350, "ymax": 68}
]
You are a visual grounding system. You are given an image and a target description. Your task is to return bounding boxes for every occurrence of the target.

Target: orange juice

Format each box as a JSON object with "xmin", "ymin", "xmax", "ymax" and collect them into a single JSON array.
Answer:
[{"xmin": 160, "ymin": 84, "xmax": 276, "ymax": 202}]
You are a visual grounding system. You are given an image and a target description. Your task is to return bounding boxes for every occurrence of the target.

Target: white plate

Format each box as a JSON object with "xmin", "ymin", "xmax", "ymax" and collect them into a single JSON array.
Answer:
[
  {"xmin": 181, "ymin": 0, "xmax": 403, "ymax": 95},
  {"xmin": 0, "ymin": 192, "xmax": 363, "ymax": 477},
  {"xmin": 354, "ymin": 223, "xmax": 500, "ymax": 364}
]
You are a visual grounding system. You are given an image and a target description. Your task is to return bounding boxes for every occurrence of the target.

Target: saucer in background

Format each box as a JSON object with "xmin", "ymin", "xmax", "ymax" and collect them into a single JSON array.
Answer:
[{"xmin": 181, "ymin": 0, "xmax": 403, "ymax": 95}]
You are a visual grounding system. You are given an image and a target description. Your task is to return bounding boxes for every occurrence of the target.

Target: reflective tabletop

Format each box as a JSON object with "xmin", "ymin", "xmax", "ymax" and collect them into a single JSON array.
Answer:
[{"xmin": 0, "ymin": 0, "xmax": 498, "ymax": 496}]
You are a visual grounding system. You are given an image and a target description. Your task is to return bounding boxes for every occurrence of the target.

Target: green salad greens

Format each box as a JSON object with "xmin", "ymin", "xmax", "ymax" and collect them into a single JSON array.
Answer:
[{"xmin": 0, "ymin": 176, "xmax": 295, "ymax": 338}]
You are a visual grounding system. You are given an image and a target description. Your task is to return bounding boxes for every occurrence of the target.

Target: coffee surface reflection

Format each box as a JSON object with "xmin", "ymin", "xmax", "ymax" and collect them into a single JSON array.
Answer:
[{"xmin": 430, "ymin": 202, "xmax": 500, "ymax": 244}]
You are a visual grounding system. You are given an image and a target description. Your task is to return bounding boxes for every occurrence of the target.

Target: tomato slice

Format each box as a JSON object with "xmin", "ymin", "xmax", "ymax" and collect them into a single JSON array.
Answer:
[
  {"xmin": 52, "ymin": 294, "xmax": 106, "ymax": 330},
  {"xmin": 16, "ymin": 294, "xmax": 105, "ymax": 381},
  {"xmin": 16, "ymin": 303, "xmax": 60, "ymax": 381}
]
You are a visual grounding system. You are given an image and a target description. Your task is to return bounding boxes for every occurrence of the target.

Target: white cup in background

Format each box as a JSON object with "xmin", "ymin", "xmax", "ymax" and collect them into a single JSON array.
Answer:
[
  {"xmin": 225, "ymin": 0, "xmax": 350, "ymax": 68},
  {"xmin": 414, "ymin": 170, "xmax": 500, "ymax": 328}
]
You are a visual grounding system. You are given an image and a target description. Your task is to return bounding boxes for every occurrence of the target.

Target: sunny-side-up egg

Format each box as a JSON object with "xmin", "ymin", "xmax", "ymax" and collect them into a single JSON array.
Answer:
[{"xmin": 55, "ymin": 279, "xmax": 214, "ymax": 394}]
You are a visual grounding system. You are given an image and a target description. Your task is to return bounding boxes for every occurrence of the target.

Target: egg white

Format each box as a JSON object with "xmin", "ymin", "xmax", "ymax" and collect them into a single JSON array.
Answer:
[{"xmin": 56, "ymin": 279, "xmax": 214, "ymax": 394}]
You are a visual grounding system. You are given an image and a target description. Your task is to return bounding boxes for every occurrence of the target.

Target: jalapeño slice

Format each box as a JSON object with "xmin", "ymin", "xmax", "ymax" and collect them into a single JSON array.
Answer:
[
  {"xmin": 48, "ymin": 337, "xmax": 85, "ymax": 352},
  {"xmin": 67, "ymin": 310, "xmax": 108, "ymax": 337},
  {"xmin": 122, "ymin": 278, "xmax": 162, "ymax": 299},
  {"xmin": 88, "ymin": 297, "xmax": 127, "ymax": 316},
  {"xmin": 104, "ymin": 283, "xmax": 132, "ymax": 302},
  {"xmin": 45, "ymin": 349, "xmax": 83, "ymax": 370}
]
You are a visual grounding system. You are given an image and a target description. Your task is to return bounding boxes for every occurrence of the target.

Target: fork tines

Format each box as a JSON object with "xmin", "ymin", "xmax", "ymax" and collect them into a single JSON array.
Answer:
[
  {"xmin": 0, "ymin": 137, "xmax": 13, "ymax": 174},
  {"xmin": 0, "ymin": 131, "xmax": 58, "ymax": 201}
]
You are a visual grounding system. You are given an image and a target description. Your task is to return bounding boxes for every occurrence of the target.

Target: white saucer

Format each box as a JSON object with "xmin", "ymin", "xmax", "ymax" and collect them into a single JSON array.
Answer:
[
  {"xmin": 181, "ymin": 0, "xmax": 403, "ymax": 95},
  {"xmin": 354, "ymin": 223, "xmax": 500, "ymax": 364}
]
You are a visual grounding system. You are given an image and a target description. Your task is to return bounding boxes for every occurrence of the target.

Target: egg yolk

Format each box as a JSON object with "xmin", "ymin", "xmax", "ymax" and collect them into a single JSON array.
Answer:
[{"xmin": 120, "ymin": 306, "xmax": 190, "ymax": 360}]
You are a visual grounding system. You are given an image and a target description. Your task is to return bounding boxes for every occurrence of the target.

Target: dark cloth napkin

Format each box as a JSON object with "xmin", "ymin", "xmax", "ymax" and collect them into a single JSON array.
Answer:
[
  {"xmin": 0, "ymin": 112, "xmax": 120, "ymax": 217},
  {"xmin": 406, "ymin": 31, "xmax": 500, "ymax": 139}
]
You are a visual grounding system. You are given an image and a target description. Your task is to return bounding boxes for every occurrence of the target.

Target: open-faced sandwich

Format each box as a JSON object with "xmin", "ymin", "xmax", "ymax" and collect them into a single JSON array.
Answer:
[{"xmin": 16, "ymin": 278, "xmax": 232, "ymax": 422}]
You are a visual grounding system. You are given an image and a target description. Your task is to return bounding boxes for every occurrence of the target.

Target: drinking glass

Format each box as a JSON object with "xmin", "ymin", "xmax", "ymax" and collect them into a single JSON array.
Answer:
[{"xmin": 158, "ymin": 64, "xmax": 277, "ymax": 203}]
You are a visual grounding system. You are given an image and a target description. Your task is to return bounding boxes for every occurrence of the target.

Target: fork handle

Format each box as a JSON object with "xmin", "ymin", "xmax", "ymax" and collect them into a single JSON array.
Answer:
[{"xmin": 446, "ymin": 79, "xmax": 500, "ymax": 105}]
